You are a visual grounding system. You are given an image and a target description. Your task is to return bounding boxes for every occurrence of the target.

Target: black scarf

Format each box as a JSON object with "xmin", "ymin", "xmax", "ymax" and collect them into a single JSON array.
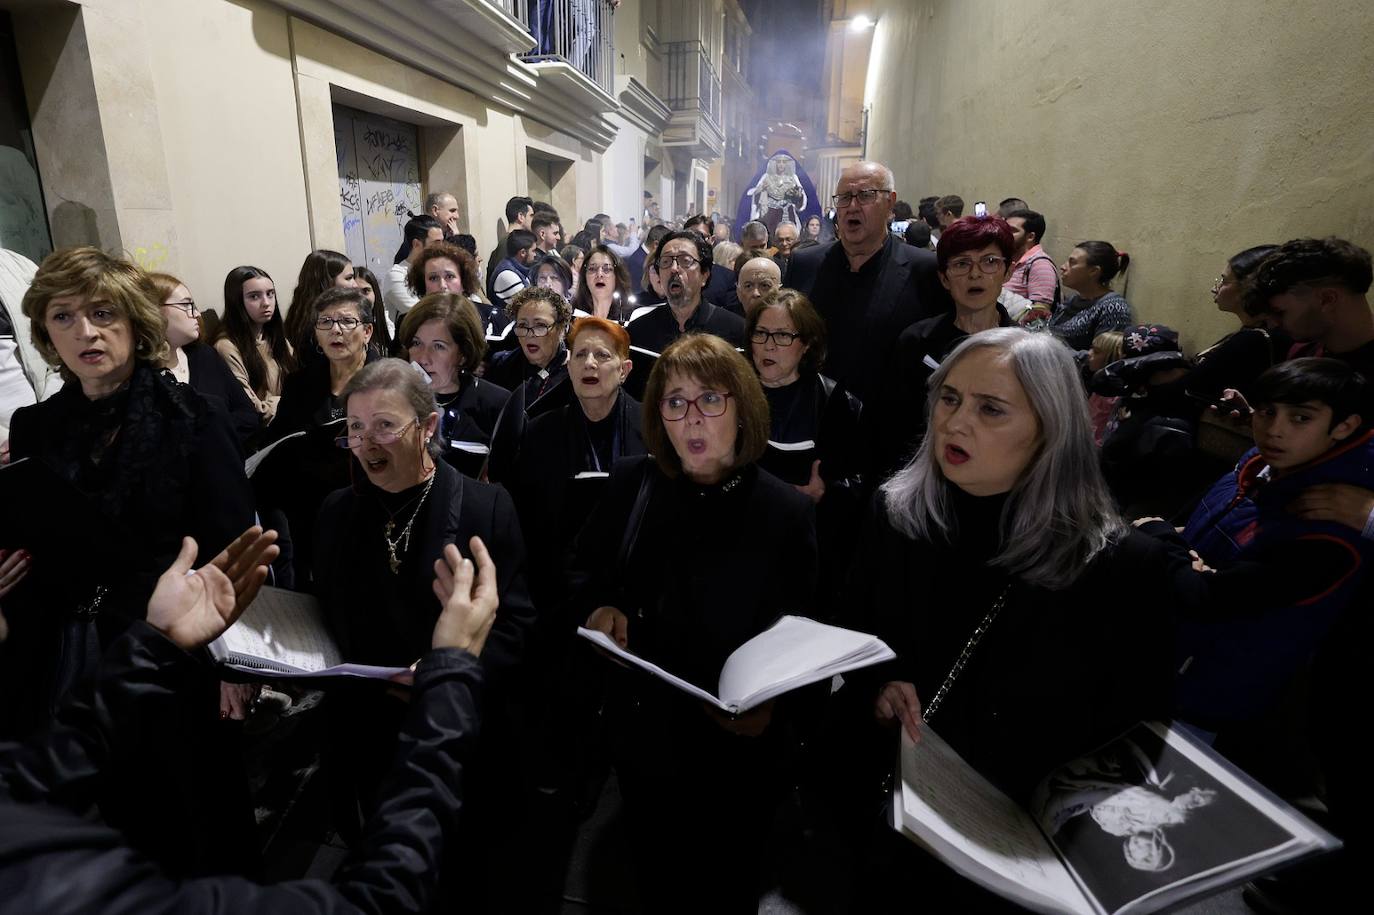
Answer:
[{"xmin": 48, "ymin": 362, "xmax": 205, "ymax": 529}]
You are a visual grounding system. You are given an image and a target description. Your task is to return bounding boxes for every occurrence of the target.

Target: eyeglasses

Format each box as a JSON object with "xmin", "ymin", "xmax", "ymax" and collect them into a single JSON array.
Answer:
[
  {"xmin": 750, "ymin": 328, "xmax": 802, "ymax": 347},
  {"xmin": 945, "ymin": 254, "xmax": 1008, "ymax": 276},
  {"xmin": 586, "ymin": 263, "xmax": 616, "ymax": 276},
  {"xmin": 316, "ymin": 315, "xmax": 367, "ymax": 332},
  {"xmin": 334, "ymin": 418, "xmax": 418, "ymax": 449},
  {"xmin": 659, "ymin": 390, "xmax": 731, "ymax": 421},
  {"xmin": 165, "ymin": 300, "xmax": 199, "ymax": 317},
  {"xmin": 656, "ymin": 254, "xmax": 700, "ymax": 271},
  {"xmin": 513, "ymin": 321, "xmax": 556, "ymax": 338},
  {"xmin": 831, "ymin": 188, "xmax": 893, "ymax": 208}
]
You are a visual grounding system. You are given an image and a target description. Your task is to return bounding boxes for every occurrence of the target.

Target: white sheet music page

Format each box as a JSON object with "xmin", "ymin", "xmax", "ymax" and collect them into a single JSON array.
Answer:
[
  {"xmin": 209, "ymin": 586, "xmax": 343, "ymax": 672},
  {"xmin": 898, "ymin": 728, "xmax": 1091, "ymax": 915}
]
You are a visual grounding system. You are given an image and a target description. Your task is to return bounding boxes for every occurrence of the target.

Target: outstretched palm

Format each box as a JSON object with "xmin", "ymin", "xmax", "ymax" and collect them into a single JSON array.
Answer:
[{"xmin": 146, "ymin": 527, "xmax": 279, "ymax": 651}]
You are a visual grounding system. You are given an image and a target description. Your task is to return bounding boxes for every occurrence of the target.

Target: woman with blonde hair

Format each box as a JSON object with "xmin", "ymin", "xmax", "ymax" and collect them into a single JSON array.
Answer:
[{"xmin": 3, "ymin": 246, "xmax": 254, "ymax": 870}]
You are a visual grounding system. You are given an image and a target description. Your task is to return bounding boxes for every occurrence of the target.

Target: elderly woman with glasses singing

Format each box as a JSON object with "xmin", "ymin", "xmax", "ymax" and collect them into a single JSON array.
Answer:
[
  {"xmin": 484, "ymin": 286, "xmax": 570, "ymax": 403},
  {"xmin": 570, "ymin": 331, "xmax": 818, "ymax": 912},
  {"xmin": 745, "ymin": 287, "xmax": 863, "ymax": 612},
  {"xmin": 257, "ymin": 287, "xmax": 379, "ymax": 585},
  {"xmin": 311, "ymin": 356, "xmax": 534, "ymax": 876}
]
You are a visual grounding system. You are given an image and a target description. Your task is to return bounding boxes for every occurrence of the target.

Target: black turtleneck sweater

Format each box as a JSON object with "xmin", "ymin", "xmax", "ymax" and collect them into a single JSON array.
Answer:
[{"xmin": 842, "ymin": 486, "xmax": 1182, "ymax": 799}]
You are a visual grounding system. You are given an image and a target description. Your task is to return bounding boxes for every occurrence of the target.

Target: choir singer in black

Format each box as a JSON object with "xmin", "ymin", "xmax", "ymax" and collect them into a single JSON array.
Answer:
[
  {"xmin": 745, "ymin": 288, "xmax": 863, "ymax": 612},
  {"xmin": 830, "ymin": 329, "xmax": 1186, "ymax": 909},
  {"xmin": 573, "ymin": 332, "xmax": 817, "ymax": 913}
]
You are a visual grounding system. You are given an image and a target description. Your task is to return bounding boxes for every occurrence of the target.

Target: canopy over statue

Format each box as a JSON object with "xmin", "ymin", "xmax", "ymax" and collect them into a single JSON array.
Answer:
[{"xmin": 736, "ymin": 150, "xmax": 822, "ymax": 241}]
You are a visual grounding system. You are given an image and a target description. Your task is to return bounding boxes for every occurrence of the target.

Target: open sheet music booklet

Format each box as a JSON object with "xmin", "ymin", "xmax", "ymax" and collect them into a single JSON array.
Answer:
[
  {"xmin": 577, "ymin": 615, "xmax": 894, "ymax": 714},
  {"xmin": 894, "ymin": 721, "xmax": 1339, "ymax": 915},
  {"xmin": 209, "ymin": 586, "xmax": 408, "ymax": 680}
]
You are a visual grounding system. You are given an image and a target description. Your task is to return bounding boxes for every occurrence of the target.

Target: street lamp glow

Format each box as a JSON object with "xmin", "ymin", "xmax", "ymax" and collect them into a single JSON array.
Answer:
[{"xmin": 851, "ymin": 14, "xmax": 874, "ymax": 32}]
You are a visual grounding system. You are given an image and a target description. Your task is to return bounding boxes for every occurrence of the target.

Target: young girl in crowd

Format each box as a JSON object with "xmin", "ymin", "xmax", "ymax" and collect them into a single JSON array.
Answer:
[
  {"xmin": 354, "ymin": 264, "xmax": 398, "ymax": 356},
  {"xmin": 147, "ymin": 271, "xmax": 260, "ymax": 444},
  {"xmin": 214, "ymin": 265, "xmax": 295, "ymax": 427},
  {"xmin": 1088, "ymin": 329, "xmax": 1125, "ymax": 445},
  {"xmin": 283, "ymin": 250, "xmax": 357, "ymax": 366}
]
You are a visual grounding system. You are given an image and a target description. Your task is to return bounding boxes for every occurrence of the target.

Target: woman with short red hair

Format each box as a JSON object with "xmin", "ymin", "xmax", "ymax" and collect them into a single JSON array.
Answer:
[{"xmin": 871, "ymin": 214, "xmax": 1021, "ymax": 480}]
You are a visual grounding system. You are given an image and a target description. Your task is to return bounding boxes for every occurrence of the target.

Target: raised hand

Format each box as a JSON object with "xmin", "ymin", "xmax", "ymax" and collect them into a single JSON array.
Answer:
[
  {"xmin": 430, "ymin": 536, "xmax": 499, "ymax": 655},
  {"xmin": 146, "ymin": 527, "xmax": 279, "ymax": 650}
]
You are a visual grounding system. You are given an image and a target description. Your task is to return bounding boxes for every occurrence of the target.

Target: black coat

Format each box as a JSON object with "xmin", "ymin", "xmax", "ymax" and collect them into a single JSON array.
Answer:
[
  {"xmin": 0, "ymin": 621, "xmax": 487, "ymax": 914},
  {"xmin": 184, "ymin": 341, "xmax": 261, "ymax": 445},
  {"xmin": 258, "ymin": 358, "xmax": 380, "ymax": 585},
  {"xmin": 506, "ymin": 393, "xmax": 646, "ymax": 620},
  {"xmin": 759, "ymin": 372, "xmax": 864, "ymax": 617},
  {"xmin": 866, "ymin": 305, "xmax": 1015, "ymax": 484},
  {"xmin": 484, "ymin": 346, "xmax": 568, "ymax": 404},
  {"xmin": 4, "ymin": 364, "xmax": 254, "ymax": 731},
  {"xmin": 438, "ymin": 374, "xmax": 509, "ymax": 478},
  {"xmin": 567, "ymin": 456, "xmax": 819, "ymax": 908},
  {"xmin": 839, "ymin": 490, "xmax": 1182, "ymax": 800},
  {"xmin": 784, "ymin": 235, "xmax": 951, "ymax": 402},
  {"xmin": 569, "ymin": 456, "xmax": 818, "ymax": 690},
  {"xmin": 701, "ymin": 262, "xmax": 735, "ymax": 308},
  {"xmin": 624, "ymin": 245, "xmax": 649, "ymax": 293},
  {"xmin": 625, "ymin": 300, "xmax": 746, "ymax": 356},
  {"xmin": 313, "ymin": 459, "xmax": 534, "ymax": 680}
]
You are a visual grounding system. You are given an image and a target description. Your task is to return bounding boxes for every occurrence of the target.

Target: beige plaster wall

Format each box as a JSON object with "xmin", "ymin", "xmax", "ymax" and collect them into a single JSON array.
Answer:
[
  {"xmin": 862, "ymin": 0, "xmax": 1374, "ymax": 351},
  {"xmin": 136, "ymin": 0, "xmax": 310, "ymax": 310},
  {"xmin": 14, "ymin": 0, "xmax": 618, "ymax": 320}
]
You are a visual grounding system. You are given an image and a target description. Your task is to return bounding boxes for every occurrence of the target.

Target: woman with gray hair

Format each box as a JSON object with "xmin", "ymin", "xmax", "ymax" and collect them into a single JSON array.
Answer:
[
  {"xmin": 312, "ymin": 357, "xmax": 532, "ymax": 675},
  {"xmin": 310, "ymin": 358, "xmax": 535, "ymax": 897},
  {"xmin": 838, "ymin": 328, "xmax": 1184, "ymax": 804}
]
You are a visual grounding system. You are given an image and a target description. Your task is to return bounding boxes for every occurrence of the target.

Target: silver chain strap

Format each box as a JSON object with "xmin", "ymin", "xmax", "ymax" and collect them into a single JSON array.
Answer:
[{"xmin": 922, "ymin": 583, "xmax": 1011, "ymax": 723}]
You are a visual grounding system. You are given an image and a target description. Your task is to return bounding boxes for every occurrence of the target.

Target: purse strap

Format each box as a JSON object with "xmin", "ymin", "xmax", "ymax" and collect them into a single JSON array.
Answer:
[{"xmin": 922, "ymin": 583, "xmax": 1012, "ymax": 723}]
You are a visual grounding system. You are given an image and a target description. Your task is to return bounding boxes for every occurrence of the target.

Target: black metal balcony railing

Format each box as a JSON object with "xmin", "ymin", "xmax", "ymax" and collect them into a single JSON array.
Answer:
[
  {"xmin": 517, "ymin": 0, "xmax": 615, "ymax": 95},
  {"xmin": 664, "ymin": 40, "xmax": 722, "ymax": 130}
]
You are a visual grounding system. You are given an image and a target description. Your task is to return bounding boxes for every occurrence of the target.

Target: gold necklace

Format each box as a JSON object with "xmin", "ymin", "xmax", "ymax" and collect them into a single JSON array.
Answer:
[{"xmin": 383, "ymin": 470, "xmax": 436, "ymax": 574}]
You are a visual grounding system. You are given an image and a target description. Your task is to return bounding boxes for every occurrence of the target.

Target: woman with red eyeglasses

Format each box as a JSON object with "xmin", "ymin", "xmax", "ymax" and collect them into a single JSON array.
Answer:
[{"xmin": 572, "ymin": 331, "xmax": 818, "ymax": 912}]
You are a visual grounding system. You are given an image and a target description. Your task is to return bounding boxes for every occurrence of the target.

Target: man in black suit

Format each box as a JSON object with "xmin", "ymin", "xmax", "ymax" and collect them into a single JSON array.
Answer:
[{"xmin": 784, "ymin": 161, "xmax": 950, "ymax": 403}]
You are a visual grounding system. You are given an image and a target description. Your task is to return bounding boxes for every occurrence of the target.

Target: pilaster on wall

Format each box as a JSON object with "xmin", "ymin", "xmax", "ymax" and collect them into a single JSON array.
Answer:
[{"xmin": 15, "ymin": 1, "xmax": 179, "ymax": 264}]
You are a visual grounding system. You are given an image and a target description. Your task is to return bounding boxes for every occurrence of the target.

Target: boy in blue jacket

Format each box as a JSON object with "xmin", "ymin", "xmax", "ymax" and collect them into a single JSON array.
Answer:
[{"xmin": 1138, "ymin": 357, "xmax": 1372, "ymax": 730}]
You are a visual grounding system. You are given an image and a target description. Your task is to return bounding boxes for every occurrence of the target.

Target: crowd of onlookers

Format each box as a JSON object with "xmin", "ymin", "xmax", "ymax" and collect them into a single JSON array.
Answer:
[{"xmin": 0, "ymin": 159, "xmax": 1369, "ymax": 913}]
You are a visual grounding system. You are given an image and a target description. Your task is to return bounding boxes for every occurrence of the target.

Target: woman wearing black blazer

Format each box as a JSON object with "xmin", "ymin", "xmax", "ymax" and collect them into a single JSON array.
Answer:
[
  {"xmin": 257, "ymin": 287, "xmax": 378, "ymax": 586},
  {"xmin": 573, "ymin": 333, "xmax": 818, "ymax": 913},
  {"xmin": 312, "ymin": 357, "xmax": 535, "ymax": 912},
  {"xmin": 3, "ymin": 247, "xmax": 255, "ymax": 874},
  {"xmin": 745, "ymin": 289, "xmax": 863, "ymax": 613},
  {"xmin": 506, "ymin": 317, "xmax": 646, "ymax": 610},
  {"xmin": 399, "ymin": 292, "xmax": 509, "ymax": 479}
]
